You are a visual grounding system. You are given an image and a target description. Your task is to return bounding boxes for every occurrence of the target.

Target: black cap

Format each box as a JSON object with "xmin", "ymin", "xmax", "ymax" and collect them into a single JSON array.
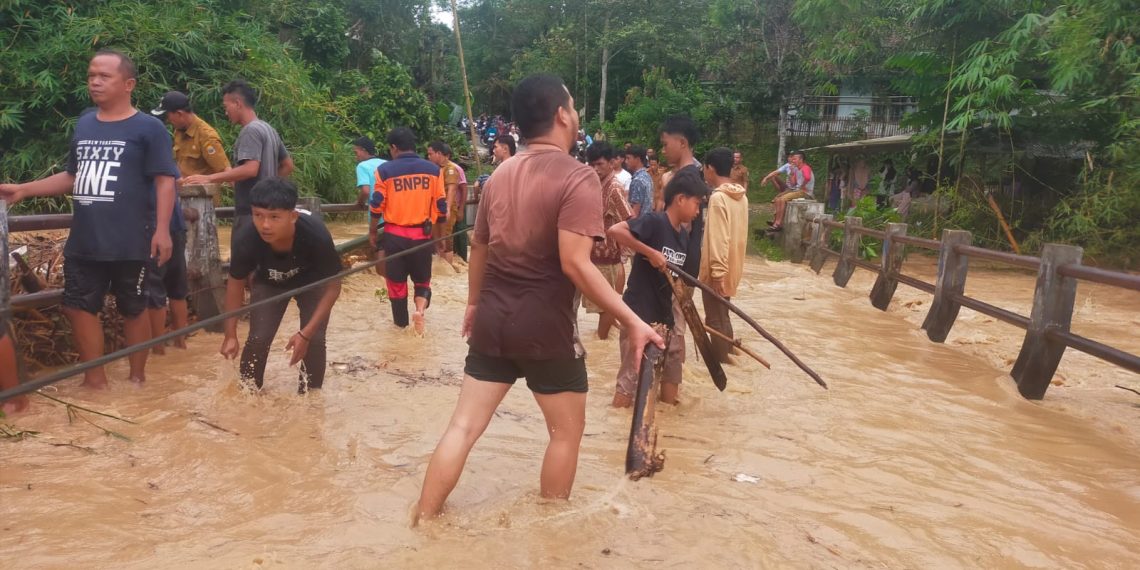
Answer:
[{"xmin": 151, "ymin": 91, "xmax": 190, "ymax": 117}]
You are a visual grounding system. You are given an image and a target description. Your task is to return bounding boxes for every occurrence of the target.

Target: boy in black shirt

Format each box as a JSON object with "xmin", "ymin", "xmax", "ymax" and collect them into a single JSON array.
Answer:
[
  {"xmin": 220, "ymin": 177, "xmax": 342, "ymax": 393},
  {"xmin": 608, "ymin": 169, "xmax": 708, "ymax": 407}
]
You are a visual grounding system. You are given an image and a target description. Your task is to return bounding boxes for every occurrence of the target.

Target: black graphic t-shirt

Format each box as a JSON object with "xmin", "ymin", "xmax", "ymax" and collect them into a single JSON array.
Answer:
[
  {"xmin": 622, "ymin": 211, "xmax": 700, "ymax": 327},
  {"xmin": 229, "ymin": 212, "xmax": 341, "ymax": 289},
  {"xmin": 65, "ymin": 111, "xmax": 178, "ymax": 261}
]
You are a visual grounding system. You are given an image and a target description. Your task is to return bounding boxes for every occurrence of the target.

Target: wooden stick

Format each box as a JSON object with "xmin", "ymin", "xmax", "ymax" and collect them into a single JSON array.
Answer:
[
  {"xmin": 666, "ymin": 262, "xmax": 827, "ymax": 389},
  {"xmin": 36, "ymin": 392, "xmax": 137, "ymax": 424},
  {"xmin": 703, "ymin": 325, "xmax": 771, "ymax": 369}
]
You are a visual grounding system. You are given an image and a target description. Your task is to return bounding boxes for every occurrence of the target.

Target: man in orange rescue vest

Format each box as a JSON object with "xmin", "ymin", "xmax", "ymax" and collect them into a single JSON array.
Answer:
[{"xmin": 370, "ymin": 127, "xmax": 447, "ymax": 335}]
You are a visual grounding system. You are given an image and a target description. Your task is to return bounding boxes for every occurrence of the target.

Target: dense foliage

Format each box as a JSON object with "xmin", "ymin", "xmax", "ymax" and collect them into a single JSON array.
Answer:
[{"xmin": 0, "ymin": 0, "xmax": 463, "ymax": 207}]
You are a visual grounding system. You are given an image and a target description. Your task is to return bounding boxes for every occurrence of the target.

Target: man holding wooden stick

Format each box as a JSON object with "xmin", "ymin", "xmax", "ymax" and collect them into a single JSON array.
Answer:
[
  {"xmin": 700, "ymin": 148, "xmax": 749, "ymax": 364},
  {"xmin": 416, "ymin": 74, "xmax": 662, "ymax": 522}
]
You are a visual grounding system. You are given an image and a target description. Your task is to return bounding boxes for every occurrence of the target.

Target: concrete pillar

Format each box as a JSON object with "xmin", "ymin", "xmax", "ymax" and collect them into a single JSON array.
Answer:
[
  {"xmin": 1011, "ymin": 244, "xmax": 1083, "ymax": 400},
  {"xmin": 788, "ymin": 202, "xmax": 823, "ymax": 264},
  {"xmin": 832, "ymin": 216, "xmax": 862, "ymax": 288},
  {"xmin": 297, "ymin": 196, "xmax": 322, "ymax": 218},
  {"xmin": 808, "ymin": 214, "xmax": 833, "ymax": 274},
  {"xmin": 869, "ymin": 222, "xmax": 908, "ymax": 311},
  {"xmin": 921, "ymin": 230, "xmax": 972, "ymax": 342},
  {"xmin": 180, "ymin": 184, "xmax": 225, "ymax": 332}
]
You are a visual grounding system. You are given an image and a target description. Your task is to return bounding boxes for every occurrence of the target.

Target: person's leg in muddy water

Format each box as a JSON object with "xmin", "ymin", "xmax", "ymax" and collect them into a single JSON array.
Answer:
[
  {"xmin": 239, "ymin": 282, "xmax": 290, "ymax": 390},
  {"xmin": 381, "ymin": 233, "xmax": 413, "ymax": 328},
  {"xmin": 659, "ymin": 301, "xmax": 687, "ymax": 404},
  {"xmin": 293, "ymin": 286, "xmax": 329, "ymax": 393},
  {"xmin": 409, "ymin": 237, "xmax": 434, "ymax": 335}
]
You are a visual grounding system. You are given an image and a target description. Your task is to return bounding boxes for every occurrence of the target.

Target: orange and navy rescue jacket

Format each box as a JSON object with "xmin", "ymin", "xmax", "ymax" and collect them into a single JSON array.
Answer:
[{"xmin": 370, "ymin": 151, "xmax": 447, "ymax": 228}]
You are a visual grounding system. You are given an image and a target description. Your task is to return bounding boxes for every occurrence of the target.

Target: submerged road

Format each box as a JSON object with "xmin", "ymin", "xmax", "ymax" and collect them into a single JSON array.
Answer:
[{"xmin": 2, "ymin": 238, "xmax": 1139, "ymax": 568}]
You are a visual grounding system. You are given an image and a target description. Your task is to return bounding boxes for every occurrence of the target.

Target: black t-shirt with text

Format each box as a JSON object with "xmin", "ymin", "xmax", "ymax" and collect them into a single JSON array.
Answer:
[
  {"xmin": 622, "ymin": 212, "xmax": 700, "ymax": 327},
  {"xmin": 229, "ymin": 212, "xmax": 341, "ymax": 288},
  {"xmin": 65, "ymin": 111, "xmax": 178, "ymax": 261}
]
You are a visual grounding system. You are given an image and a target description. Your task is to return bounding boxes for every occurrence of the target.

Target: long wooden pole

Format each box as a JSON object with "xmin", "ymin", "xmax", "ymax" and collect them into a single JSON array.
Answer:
[
  {"xmin": 450, "ymin": 0, "xmax": 482, "ymax": 177},
  {"xmin": 665, "ymin": 262, "xmax": 827, "ymax": 389}
]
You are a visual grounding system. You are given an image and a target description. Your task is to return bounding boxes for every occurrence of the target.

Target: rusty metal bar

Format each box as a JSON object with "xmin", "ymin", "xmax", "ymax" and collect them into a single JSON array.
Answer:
[
  {"xmin": 1058, "ymin": 264, "xmax": 1140, "ymax": 292},
  {"xmin": 894, "ymin": 234, "xmax": 942, "ymax": 250},
  {"xmin": 11, "ymin": 289, "xmax": 64, "ymax": 308},
  {"xmin": 950, "ymin": 292, "xmax": 1030, "ymax": 329},
  {"xmin": 897, "ymin": 273, "xmax": 936, "ymax": 294},
  {"xmin": 322, "ymin": 203, "xmax": 366, "ymax": 214},
  {"xmin": 1045, "ymin": 328, "xmax": 1140, "ymax": 375},
  {"xmin": 9, "ymin": 214, "xmax": 73, "ymax": 232},
  {"xmin": 954, "ymin": 244, "xmax": 1041, "ymax": 271}
]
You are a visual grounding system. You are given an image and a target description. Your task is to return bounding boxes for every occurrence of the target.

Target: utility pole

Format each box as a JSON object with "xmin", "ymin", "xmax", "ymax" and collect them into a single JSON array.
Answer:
[{"xmin": 450, "ymin": 0, "xmax": 482, "ymax": 175}]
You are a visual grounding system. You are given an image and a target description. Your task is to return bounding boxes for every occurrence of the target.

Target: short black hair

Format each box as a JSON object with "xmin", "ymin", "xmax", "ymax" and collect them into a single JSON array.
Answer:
[
  {"xmin": 250, "ymin": 177, "xmax": 299, "ymax": 210},
  {"xmin": 664, "ymin": 169, "xmax": 709, "ymax": 207},
  {"xmin": 585, "ymin": 141, "xmax": 615, "ymax": 163},
  {"xmin": 428, "ymin": 140, "xmax": 452, "ymax": 157},
  {"xmin": 353, "ymin": 136, "xmax": 376, "ymax": 156},
  {"xmin": 222, "ymin": 79, "xmax": 258, "ymax": 108},
  {"xmin": 704, "ymin": 147, "xmax": 734, "ymax": 177},
  {"xmin": 387, "ymin": 127, "xmax": 417, "ymax": 152},
  {"xmin": 659, "ymin": 115, "xmax": 699, "ymax": 147},
  {"xmin": 789, "ymin": 150, "xmax": 806, "ymax": 161},
  {"xmin": 494, "ymin": 135, "xmax": 517, "ymax": 156},
  {"xmin": 511, "ymin": 74, "xmax": 571, "ymax": 140},
  {"xmin": 625, "ymin": 144, "xmax": 648, "ymax": 166},
  {"xmin": 93, "ymin": 49, "xmax": 137, "ymax": 80}
]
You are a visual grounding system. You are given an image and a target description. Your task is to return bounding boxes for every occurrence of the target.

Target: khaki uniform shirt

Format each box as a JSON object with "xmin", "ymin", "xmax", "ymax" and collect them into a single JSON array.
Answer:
[
  {"xmin": 173, "ymin": 115, "xmax": 230, "ymax": 177},
  {"xmin": 731, "ymin": 164, "xmax": 750, "ymax": 191}
]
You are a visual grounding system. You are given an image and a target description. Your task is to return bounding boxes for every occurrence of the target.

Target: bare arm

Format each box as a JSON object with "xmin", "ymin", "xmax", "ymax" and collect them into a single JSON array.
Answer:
[
  {"xmin": 460, "ymin": 240, "xmax": 489, "ymax": 337},
  {"xmin": 607, "ymin": 222, "xmax": 666, "ymax": 270},
  {"xmin": 151, "ymin": 175, "xmax": 175, "ymax": 264},
  {"xmin": 0, "ymin": 172, "xmax": 75, "ymax": 203},
  {"xmin": 278, "ymin": 155, "xmax": 295, "ymax": 178},
  {"xmin": 560, "ymin": 230, "xmax": 664, "ymax": 358},
  {"xmin": 300, "ymin": 281, "xmax": 341, "ymax": 340},
  {"xmin": 183, "ymin": 160, "xmax": 259, "ymax": 185}
]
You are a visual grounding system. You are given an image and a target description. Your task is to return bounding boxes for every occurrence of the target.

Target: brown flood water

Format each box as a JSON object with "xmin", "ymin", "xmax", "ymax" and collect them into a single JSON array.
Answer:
[{"xmin": 3, "ymin": 222, "xmax": 1140, "ymax": 568}]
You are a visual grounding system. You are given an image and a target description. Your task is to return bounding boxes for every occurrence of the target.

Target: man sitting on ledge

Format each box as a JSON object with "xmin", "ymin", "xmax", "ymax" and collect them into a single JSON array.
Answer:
[{"xmin": 761, "ymin": 150, "xmax": 814, "ymax": 232}]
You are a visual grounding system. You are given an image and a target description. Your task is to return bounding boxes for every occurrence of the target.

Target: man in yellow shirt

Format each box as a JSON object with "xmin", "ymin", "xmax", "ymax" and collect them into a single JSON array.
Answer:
[
  {"xmin": 701, "ymin": 148, "xmax": 750, "ymax": 364},
  {"xmin": 152, "ymin": 91, "xmax": 231, "ymax": 179}
]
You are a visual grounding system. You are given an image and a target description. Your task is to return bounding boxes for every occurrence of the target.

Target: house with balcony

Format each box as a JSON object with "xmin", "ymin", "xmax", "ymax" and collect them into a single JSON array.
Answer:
[{"xmin": 785, "ymin": 86, "xmax": 918, "ymax": 144}]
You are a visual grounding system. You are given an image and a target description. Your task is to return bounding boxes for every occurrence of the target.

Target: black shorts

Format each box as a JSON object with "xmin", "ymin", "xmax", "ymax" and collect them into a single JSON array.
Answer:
[
  {"xmin": 62, "ymin": 257, "xmax": 148, "ymax": 317},
  {"xmin": 464, "ymin": 348, "xmax": 588, "ymax": 394},
  {"xmin": 144, "ymin": 231, "xmax": 189, "ymax": 308},
  {"xmin": 381, "ymin": 232, "xmax": 433, "ymax": 296}
]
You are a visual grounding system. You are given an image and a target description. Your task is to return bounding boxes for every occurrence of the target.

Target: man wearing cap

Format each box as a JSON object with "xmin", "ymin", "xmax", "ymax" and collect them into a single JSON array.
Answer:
[
  {"xmin": 151, "ymin": 91, "xmax": 231, "ymax": 180},
  {"xmin": 150, "ymin": 91, "xmax": 229, "ymax": 352}
]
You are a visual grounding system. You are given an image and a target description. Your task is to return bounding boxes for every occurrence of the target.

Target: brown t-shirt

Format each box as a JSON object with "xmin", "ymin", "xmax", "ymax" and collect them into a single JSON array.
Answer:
[{"xmin": 470, "ymin": 143, "xmax": 604, "ymax": 360}]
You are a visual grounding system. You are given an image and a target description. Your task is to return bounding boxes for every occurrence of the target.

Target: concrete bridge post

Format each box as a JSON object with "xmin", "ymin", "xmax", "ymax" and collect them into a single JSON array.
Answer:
[
  {"xmin": 922, "ymin": 230, "xmax": 972, "ymax": 342},
  {"xmin": 180, "ymin": 184, "xmax": 225, "ymax": 332},
  {"xmin": 833, "ymin": 216, "xmax": 862, "ymax": 287},
  {"xmin": 870, "ymin": 223, "xmax": 908, "ymax": 310},
  {"xmin": 297, "ymin": 196, "xmax": 322, "ymax": 218},
  {"xmin": 1010, "ymin": 244, "xmax": 1083, "ymax": 400},
  {"xmin": 808, "ymin": 214, "xmax": 833, "ymax": 274},
  {"xmin": 788, "ymin": 202, "xmax": 824, "ymax": 264}
]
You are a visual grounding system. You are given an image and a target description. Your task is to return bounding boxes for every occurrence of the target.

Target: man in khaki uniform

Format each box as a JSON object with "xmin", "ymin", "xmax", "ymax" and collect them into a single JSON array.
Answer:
[
  {"xmin": 152, "ymin": 91, "xmax": 231, "ymax": 179},
  {"xmin": 730, "ymin": 149, "xmax": 750, "ymax": 192}
]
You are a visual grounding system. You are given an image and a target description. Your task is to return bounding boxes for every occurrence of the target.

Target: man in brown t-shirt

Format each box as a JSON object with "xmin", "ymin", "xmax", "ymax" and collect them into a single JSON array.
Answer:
[
  {"xmin": 730, "ymin": 149, "xmax": 750, "ymax": 192},
  {"xmin": 416, "ymin": 74, "xmax": 663, "ymax": 523}
]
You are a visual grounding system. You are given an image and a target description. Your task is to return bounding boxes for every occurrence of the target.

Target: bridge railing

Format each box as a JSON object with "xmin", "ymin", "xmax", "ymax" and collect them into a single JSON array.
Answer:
[
  {"xmin": 780, "ymin": 199, "xmax": 1140, "ymax": 400},
  {"xmin": 1, "ymin": 184, "xmax": 369, "ymax": 329}
]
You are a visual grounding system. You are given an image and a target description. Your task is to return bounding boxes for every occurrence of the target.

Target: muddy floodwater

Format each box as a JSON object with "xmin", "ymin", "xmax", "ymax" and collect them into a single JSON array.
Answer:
[{"xmin": 3, "ymin": 221, "xmax": 1140, "ymax": 568}]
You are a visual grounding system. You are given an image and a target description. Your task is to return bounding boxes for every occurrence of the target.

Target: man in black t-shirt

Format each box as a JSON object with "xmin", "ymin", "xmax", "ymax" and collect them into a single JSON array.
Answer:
[
  {"xmin": 219, "ymin": 178, "xmax": 342, "ymax": 393},
  {"xmin": 607, "ymin": 169, "xmax": 708, "ymax": 408},
  {"xmin": 0, "ymin": 50, "xmax": 177, "ymax": 389}
]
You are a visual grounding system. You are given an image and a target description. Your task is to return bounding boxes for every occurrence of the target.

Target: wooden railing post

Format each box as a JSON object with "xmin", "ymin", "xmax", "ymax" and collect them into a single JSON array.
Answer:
[
  {"xmin": 921, "ymin": 230, "xmax": 971, "ymax": 342},
  {"xmin": 1010, "ymin": 244, "xmax": 1083, "ymax": 400},
  {"xmin": 869, "ymin": 222, "xmax": 908, "ymax": 310},
  {"xmin": 789, "ymin": 202, "xmax": 823, "ymax": 264},
  {"xmin": 808, "ymin": 214, "xmax": 833, "ymax": 274},
  {"xmin": 297, "ymin": 196, "xmax": 322, "ymax": 218},
  {"xmin": 180, "ymin": 184, "xmax": 225, "ymax": 332},
  {"xmin": 832, "ymin": 216, "xmax": 861, "ymax": 287}
]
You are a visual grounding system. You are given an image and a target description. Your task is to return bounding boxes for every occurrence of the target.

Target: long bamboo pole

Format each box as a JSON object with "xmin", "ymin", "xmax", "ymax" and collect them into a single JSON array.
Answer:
[
  {"xmin": 450, "ymin": 0, "xmax": 482, "ymax": 177},
  {"xmin": 665, "ymin": 262, "xmax": 827, "ymax": 389}
]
